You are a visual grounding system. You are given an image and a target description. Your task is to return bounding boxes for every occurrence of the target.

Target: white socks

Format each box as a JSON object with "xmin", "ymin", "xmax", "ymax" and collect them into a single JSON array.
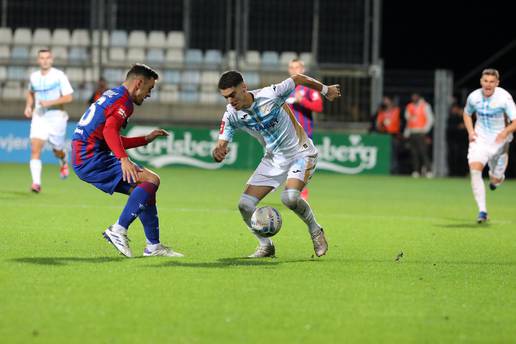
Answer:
[
  {"xmin": 470, "ymin": 170, "xmax": 486, "ymax": 212},
  {"xmin": 238, "ymin": 194, "xmax": 272, "ymax": 247},
  {"xmin": 30, "ymin": 159, "xmax": 42, "ymax": 185},
  {"xmin": 281, "ymin": 189, "xmax": 322, "ymax": 235},
  {"xmin": 112, "ymin": 222, "xmax": 128, "ymax": 234}
]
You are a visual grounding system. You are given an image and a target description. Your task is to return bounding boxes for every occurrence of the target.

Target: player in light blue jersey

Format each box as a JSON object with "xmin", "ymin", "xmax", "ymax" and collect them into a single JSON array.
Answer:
[
  {"xmin": 463, "ymin": 69, "xmax": 516, "ymax": 223},
  {"xmin": 212, "ymin": 70, "xmax": 340, "ymax": 258},
  {"xmin": 24, "ymin": 48, "xmax": 74, "ymax": 193}
]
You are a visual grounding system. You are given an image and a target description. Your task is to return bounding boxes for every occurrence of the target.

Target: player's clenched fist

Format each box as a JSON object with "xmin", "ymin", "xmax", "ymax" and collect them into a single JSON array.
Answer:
[
  {"xmin": 212, "ymin": 145, "xmax": 229, "ymax": 162},
  {"xmin": 325, "ymin": 84, "xmax": 341, "ymax": 101}
]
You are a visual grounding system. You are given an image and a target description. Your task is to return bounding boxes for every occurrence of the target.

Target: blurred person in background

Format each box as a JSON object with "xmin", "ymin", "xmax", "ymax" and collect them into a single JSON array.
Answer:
[
  {"xmin": 375, "ymin": 96, "xmax": 401, "ymax": 174},
  {"xmin": 463, "ymin": 69, "xmax": 516, "ymax": 223},
  {"xmin": 24, "ymin": 48, "xmax": 74, "ymax": 193},
  {"xmin": 286, "ymin": 58, "xmax": 323, "ymax": 200},
  {"xmin": 446, "ymin": 101, "xmax": 468, "ymax": 176},
  {"xmin": 404, "ymin": 93, "xmax": 434, "ymax": 178},
  {"xmin": 88, "ymin": 77, "xmax": 108, "ymax": 104}
]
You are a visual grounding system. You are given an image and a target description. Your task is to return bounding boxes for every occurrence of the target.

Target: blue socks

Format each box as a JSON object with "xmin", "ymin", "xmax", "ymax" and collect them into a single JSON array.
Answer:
[{"xmin": 117, "ymin": 182, "xmax": 160, "ymax": 244}]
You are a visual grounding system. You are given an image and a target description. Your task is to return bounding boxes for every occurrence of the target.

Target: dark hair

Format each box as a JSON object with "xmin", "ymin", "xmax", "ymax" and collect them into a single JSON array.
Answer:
[
  {"xmin": 37, "ymin": 48, "xmax": 51, "ymax": 55},
  {"xmin": 218, "ymin": 70, "xmax": 244, "ymax": 90},
  {"xmin": 126, "ymin": 63, "xmax": 159, "ymax": 81}
]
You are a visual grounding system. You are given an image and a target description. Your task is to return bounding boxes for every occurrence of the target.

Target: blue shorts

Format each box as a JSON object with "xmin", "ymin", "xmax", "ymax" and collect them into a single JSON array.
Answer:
[{"xmin": 73, "ymin": 152, "xmax": 133, "ymax": 194}]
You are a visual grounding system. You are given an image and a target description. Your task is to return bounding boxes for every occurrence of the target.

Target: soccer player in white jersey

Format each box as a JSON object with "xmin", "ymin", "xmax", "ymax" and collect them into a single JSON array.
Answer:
[
  {"xmin": 24, "ymin": 49, "xmax": 74, "ymax": 193},
  {"xmin": 213, "ymin": 70, "xmax": 340, "ymax": 257},
  {"xmin": 463, "ymin": 69, "xmax": 516, "ymax": 223}
]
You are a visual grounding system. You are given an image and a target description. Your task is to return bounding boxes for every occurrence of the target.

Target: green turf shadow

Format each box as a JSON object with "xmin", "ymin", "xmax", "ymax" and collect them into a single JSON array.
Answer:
[
  {"xmin": 145, "ymin": 257, "xmax": 322, "ymax": 269},
  {"xmin": 10, "ymin": 257, "xmax": 126, "ymax": 265}
]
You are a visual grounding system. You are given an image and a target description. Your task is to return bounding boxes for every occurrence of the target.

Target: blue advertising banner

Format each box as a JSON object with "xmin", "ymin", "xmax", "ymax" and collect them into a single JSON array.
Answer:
[{"xmin": 0, "ymin": 120, "xmax": 77, "ymax": 164}]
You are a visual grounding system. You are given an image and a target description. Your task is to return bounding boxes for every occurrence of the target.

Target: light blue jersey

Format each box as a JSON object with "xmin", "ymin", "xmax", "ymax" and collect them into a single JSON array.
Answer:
[
  {"xmin": 29, "ymin": 67, "xmax": 73, "ymax": 117},
  {"xmin": 464, "ymin": 87, "xmax": 516, "ymax": 140},
  {"xmin": 219, "ymin": 78, "xmax": 317, "ymax": 164}
]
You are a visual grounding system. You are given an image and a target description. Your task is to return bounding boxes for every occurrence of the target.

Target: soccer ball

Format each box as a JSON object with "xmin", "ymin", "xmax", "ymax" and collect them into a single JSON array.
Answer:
[{"xmin": 251, "ymin": 206, "xmax": 282, "ymax": 237}]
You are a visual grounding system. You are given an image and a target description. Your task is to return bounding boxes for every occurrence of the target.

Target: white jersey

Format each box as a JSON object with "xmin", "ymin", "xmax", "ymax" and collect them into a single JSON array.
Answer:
[
  {"xmin": 464, "ymin": 87, "xmax": 516, "ymax": 140},
  {"xmin": 29, "ymin": 67, "xmax": 73, "ymax": 117},
  {"xmin": 219, "ymin": 78, "xmax": 317, "ymax": 165}
]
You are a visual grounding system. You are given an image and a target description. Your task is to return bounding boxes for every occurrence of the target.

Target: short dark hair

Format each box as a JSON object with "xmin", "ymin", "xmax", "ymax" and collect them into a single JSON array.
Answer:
[
  {"xmin": 126, "ymin": 63, "xmax": 159, "ymax": 81},
  {"xmin": 37, "ymin": 48, "xmax": 51, "ymax": 55},
  {"xmin": 218, "ymin": 70, "xmax": 244, "ymax": 90}
]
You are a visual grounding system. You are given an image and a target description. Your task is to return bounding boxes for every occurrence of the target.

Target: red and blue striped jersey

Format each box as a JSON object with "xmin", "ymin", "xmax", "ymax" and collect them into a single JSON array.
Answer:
[
  {"xmin": 286, "ymin": 85, "xmax": 323, "ymax": 138},
  {"xmin": 72, "ymin": 86, "xmax": 135, "ymax": 166}
]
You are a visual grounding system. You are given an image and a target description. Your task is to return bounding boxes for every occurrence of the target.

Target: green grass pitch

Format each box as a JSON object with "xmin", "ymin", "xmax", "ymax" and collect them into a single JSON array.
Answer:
[{"xmin": 1, "ymin": 163, "xmax": 515, "ymax": 343}]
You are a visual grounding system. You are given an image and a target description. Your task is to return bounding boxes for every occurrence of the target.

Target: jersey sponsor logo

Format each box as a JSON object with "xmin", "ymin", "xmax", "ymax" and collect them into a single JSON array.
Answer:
[
  {"xmin": 219, "ymin": 121, "xmax": 225, "ymax": 134},
  {"xmin": 250, "ymin": 118, "xmax": 279, "ymax": 131}
]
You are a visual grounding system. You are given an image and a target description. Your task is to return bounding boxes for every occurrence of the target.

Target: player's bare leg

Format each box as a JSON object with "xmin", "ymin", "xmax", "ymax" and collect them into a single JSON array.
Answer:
[
  {"xmin": 30, "ymin": 138, "xmax": 45, "ymax": 193},
  {"xmin": 53, "ymin": 148, "xmax": 69, "ymax": 179},
  {"xmin": 283, "ymin": 178, "xmax": 327, "ymax": 257},
  {"xmin": 240, "ymin": 185, "xmax": 276, "ymax": 258},
  {"xmin": 469, "ymin": 162, "xmax": 488, "ymax": 223}
]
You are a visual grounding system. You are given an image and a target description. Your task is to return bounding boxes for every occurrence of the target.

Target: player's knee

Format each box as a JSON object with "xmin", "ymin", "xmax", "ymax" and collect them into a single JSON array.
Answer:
[
  {"xmin": 143, "ymin": 171, "xmax": 160, "ymax": 187},
  {"xmin": 281, "ymin": 189, "xmax": 301, "ymax": 209},
  {"xmin": 238, "ymin": 194, "xmax": 258, "ymax": 215}
]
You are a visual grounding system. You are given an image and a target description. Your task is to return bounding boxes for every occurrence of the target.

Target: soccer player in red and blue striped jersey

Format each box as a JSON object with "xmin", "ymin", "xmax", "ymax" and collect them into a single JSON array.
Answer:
[
  {"xmin": 286, "ymin": 58, "xmax": 323, "ymax": 200},
  {"xmin": 72, "ymin": 64, "xmax": 183, "ymax": 258}
]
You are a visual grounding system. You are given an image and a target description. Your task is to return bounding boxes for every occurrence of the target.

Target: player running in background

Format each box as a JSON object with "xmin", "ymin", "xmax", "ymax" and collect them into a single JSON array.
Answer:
[
  {"xmin": 463, "ymin": 69, "xmax": 516, "ymax": 223},
  {"xmin": 24, "ymin": 48, "xmax": 73, "ymax": 193},
  {"xmin": 212, "ymin": 70, "xmax": 340, "ymax": 258},
  {"xmin": 72, "ymin": 64, "xmax": 183, "ymax": 258},
  {"xmin": 286, "ymin": 58, "xmax": 323, "ymax": 200}
]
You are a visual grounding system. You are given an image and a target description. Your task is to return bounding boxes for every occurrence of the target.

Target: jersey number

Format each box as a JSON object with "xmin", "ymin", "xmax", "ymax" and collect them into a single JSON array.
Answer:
[{"xmin": 78, "ymin": 96, "xmax": 106, "ymax": 126}]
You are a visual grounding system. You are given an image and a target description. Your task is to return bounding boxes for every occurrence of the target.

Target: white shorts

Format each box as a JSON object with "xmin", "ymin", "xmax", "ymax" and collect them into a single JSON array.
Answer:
[
  {"xmin": 30, "ymin": 110, "xmax": 68, "ymax": 150},
  {"xmin": 467, "ymin": 137, "xmax": 509, "ymax": 178},
  {"xmin": 247, "ymin": 152, "xmax": 318, "ymax": 190}
]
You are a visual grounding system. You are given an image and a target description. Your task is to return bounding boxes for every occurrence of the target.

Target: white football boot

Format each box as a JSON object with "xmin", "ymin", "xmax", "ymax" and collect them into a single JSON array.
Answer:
[
  {"xmin": 143, "ymin": 244, "xmax": 184, "ymax": 257},
  {"xmin": 248, "ymin": 243, "xmax": 276, "ymax": 258},
  {"xmin": 102, "ymin": 226, "xmax": 133, "ymax": 258}
]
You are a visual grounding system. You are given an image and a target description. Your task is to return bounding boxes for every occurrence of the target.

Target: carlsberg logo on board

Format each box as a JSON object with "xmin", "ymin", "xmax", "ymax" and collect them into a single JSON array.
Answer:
[
  {"xmin": 126, "ymin": 126, "xmax": 238, "ymax": 169},
  {"xmin": 316, "ymin": 135, "xmax": 378, "ymax": 174}
]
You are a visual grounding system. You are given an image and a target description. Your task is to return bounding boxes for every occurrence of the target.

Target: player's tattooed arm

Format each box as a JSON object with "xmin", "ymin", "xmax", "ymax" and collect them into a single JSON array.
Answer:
[
  {"xmin": 290, "ymin": 74, "xmax": 341, "ymax": 101},
  {"xmin": 145, "ymin": 129, "xmax": 170, "ymax": 143},
  {"xmin": 212, "ymin": 139, "xmax": 229, "ymax": 162}
]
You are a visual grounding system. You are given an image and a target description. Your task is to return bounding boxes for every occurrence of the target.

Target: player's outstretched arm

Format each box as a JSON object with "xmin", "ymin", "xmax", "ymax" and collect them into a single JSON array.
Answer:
[
  {"xmin": 145, "ymin": 129, "xmax": 169, "ymax": 142},
  {"xmin": 212, "ymin": 139, "xmax": 229, "ymax": 162},
  {"xmin": 291, "ymin": 74, "xmax": 341, "ymax": 101}
]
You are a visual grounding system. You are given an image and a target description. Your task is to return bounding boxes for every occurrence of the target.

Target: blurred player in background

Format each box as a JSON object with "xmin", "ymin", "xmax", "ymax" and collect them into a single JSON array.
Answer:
[
  {"xmin": 72, "ymin": 64, "xmax": 183, "ymax": 258},
  {"xmin": 212, "ymin": 70, "xmax": 340, "ymax": 258},
  {"xmin": 463, "ymin": 69, "xmax": 516, "ymax": 223},
  {"xmin": 286, "ymin": 58, "xmax": 323, "ymax": 200},
  {"xmin": 88, "ymin": 77, "xmax": 108, "ymax": 104},
  {"xmin": 24, "ymin": 48, "xmax": 73, "ymax": 193}
]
